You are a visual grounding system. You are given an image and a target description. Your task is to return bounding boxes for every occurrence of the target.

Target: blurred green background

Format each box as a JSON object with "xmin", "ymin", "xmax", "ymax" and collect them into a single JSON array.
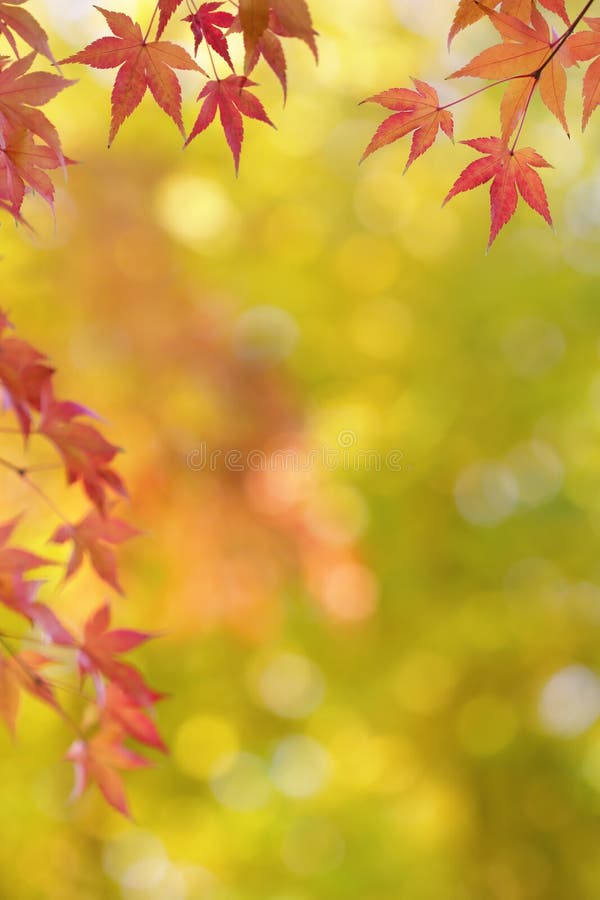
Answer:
[{"xmin": 2, "ymin": 0, "xmax": 600, "ymax": 897}]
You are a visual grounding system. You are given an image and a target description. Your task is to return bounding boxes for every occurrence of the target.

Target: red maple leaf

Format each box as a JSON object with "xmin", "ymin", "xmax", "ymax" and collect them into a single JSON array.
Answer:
[
  {"xmin": 67, "ymin": 726, "xmax": 150, "ymax": 817},
  {"xmin": 38, "ymin": 390, "xmax": 126, "ymax": 514},
  {"xmin": 0, "ymin": 516, "xmax": 74, "ymax": 644},
  {"xmin": 77, "ymin": 603, "xmax": 157, "ymax": 707},
  {"xmin": 443, "ymin": 136, "xmax": 552, "ymax": 248},
  {"xmin": 0, "ymin": 52, "xmax": 72, "ymax": 154},
  {"xmin": 0, "ymin": 311, "xmax": 54, "ymax": 436},
  {"xmin": 0, "ymin": 0, "xmax": 55, "ymax": 61},
  {"xmin": 51, "ymin": 508, "xmax": 140, "ymax": 595},
  {"xmin": 184, "ymin": 2, "xmax": 235, "ymax": 68},
  {"xmin": 0, "ymin": 515, "xmax": 50, "ymax": 615},
  {"xmin": 102, "ymin": 683, "xmax": 166, "ymax": 753},
  {"xmin": 60, "ymin": 7, "xmax": 205, "ymax": 146},
  {"xmin": 361, "ymin": 79, "xmax": 454, "ymax": 171},
  {"xmin": 0, "ymin": 516, "xmax": 75, "ymax": 645},
  {"xmin": 156, "ymin": 0, "xmax": 186, "ymax": 39},
  {"xmin": 185, "ymin": 74, "xmax": 274, "ymax": 172}
]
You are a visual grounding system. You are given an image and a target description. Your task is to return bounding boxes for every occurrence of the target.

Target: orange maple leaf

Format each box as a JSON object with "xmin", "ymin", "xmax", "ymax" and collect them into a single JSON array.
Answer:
[
  {"xmin": 450, "ymin": 7, "xmax": 574, "ymax": 134},
  {"xmin": 361, "ymin": 79, "xmax": 454, "ymax": 171},
  {"xmin": 449, "ymin": 0, "xmax": 569, "ymax": 44},
  {"xmin": 568, "ymin": 17, "xmax": 600, "ymax": 127}
]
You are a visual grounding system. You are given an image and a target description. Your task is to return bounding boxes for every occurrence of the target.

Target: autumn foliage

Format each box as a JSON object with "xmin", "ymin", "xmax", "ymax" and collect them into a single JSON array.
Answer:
[
  {"xmin": 0, "ymin": 0, "xmax": 317, "ymax": 225},
  {"xmin": 0, "ymin": 309, "xmax": 164, "ymax": 817},
  {"xmin": 363, "ymin": 0, "xmax": 600, "ymax": 247},
  {"xmin": 0, "ymin": 0, "xmax": 318, "ymax": 816},
  {"xmin": 2, "ymin": 0, "xmax": 600, "ymax": 821}
]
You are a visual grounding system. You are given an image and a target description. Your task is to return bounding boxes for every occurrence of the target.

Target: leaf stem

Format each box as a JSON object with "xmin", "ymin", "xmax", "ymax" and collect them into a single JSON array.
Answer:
[
  {"xmin": 21, "ymin": 474, "xmax": 71, "ymax": 525},
  {"xmin": 205, "ymin": 42, "xmax": 221, "ymax": 80},
  {"xmin": 510, "ymin": 76, "xmax": 538, "ymax": 152},
  {"xmin": 542, "ymin": 0, "xmax": 597, "ymax": 69},
  {"xmin": 441, "ymin": 74, "xmax": 528, "ymax": 110},
  {"xmin": 0, "ymin": 636, "xmax": 83, "ymax": 734},
  {"xmin": 0, "ymin": 456, "xmax": 25, "ymax": 477},
  {"xmin": 143, "ymin": 1, "xmax": 161, "ymax": 43},
  {"xmin": 0, "ymin": 456, "xmax": 71, "ymax": 524}
]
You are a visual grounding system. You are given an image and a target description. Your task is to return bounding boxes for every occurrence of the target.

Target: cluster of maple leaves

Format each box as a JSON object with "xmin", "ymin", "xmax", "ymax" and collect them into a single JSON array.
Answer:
[
  {"xmin": 0, "ymin": 0, "xmax": 318, "ymax": 816},
  {"xmin": 61, "ymin": 0, "xmax": 317, "ymax": 172},
  {"xmin": 0, "ymin": 309, "xmax": 164, "ymax": 817},
  {"xmin": 3, "ymin": 0, "xmax": 600, "ymax": 819},
  {"xmin": 0, "ymin": 0, "xmax": 317, "ymax": 224},
  {"xmin": 5, "ymin": 0, "xmax": 600, "ymax": 246},
  {"xmin": 363, "ymin": 0, "xmax": 600, "ymax": 247}
]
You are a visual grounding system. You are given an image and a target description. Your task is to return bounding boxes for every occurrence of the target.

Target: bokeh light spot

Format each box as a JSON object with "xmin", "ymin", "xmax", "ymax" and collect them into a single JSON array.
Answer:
[
  {"xmin": 539, "ymin": 665, "xmax": 600, "ymax": 737},
  {"xmin": 210, "ymin": 752, "xmax": 272, "ymax": 811},
  {"xmin": 455, "ymin": 462, "xmax": 519, "ymax": 526},
  {"xmin": 271, "ymin": 735, "xmax": 331, "ymax": 798},
  {"xmin": 155, "ymin": 174, "xmax": 237, "ymax": 247},
  {"xmin": 252, "ymin": 652, "xmax": 325, "ymax": 719},
  {"xmin": 174, "ymin": 714, "xmax": 239, "ymax": 781}
]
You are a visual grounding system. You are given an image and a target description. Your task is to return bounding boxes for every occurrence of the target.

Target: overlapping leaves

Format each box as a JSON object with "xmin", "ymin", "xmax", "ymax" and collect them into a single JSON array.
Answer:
[
  {"xmin": 363, "ymin": 0, "xmax": 600, "ymax": 247},
  {"xmin": 0, "ymin": 310, "xmax": 164, "ymax": 817},
  {"xmin": 59, "ymin": 0, "xmax": 318, "ymax": 171}
]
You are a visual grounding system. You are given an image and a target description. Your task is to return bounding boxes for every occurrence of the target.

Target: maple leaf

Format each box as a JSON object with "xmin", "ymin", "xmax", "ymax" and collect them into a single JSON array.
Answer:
[
  {"xmin": 0, "ymin": 195, "xmax": 25, "ymax": 223},
  {"xmin": 0, "ymin": 515, "xmax": 51, "ymax": 615},
  {"xmin": 251, "ymin": 28, "xmax": 287, "ymax": 96},
  {"xmin": 270, "ymin": 0, "xmax": 318, "ymax": 60},
  {"xmin": 568, "ymin": 17, "xmax": 600, "ymax": 128},
  {"xmin": 239, "ymin": 0, "xmax": 270, "ymax": 69},
  {"xmin": 51, "ymin": 508, "xmax": 140, "ymax": 595},
  {"xmin": 0, "ymin": 124, "xmax": 71, "ymax": 215},
  {"xmin": 156, "ymin": 0, "xmax": 186, "ymax": 38},
  {"xmin": 0, "ymin": 655, "xmax": 19, "ymax": 733},
  {"xmin": 0, "ymin": 52, "xmax": 72, "ymax": 154},
  {"xmin": 77, "ymin": 603, "xmax": 157, "ymax": 706},
  {"xmin": 0, "ymin": 516, "xmax": 74, "ymax": 644},
  {"xmin": 59, "ymin": 7, "xmax": 205, "ymax": 146},
  {"xmin": 448, "ymin": 0, "xmax": 498, "ymax": 46},
  {"xmin": 185, "ymin": 74, "xmax": 275, "ymax": 173},
  {"xmin": 0, "ymin": 311, "xmax": 54, "ymax": 436},
  {"xmin": 230, "ymin": 12, "xmax": 288, "ymax": 97},
  {"xmin": 361, "ymin": 79, "xmax": 454, "ymax": 171},
  {"xmin": 0, "ymin": 650, "xmax": 59, "ymax": 734},
  {"xmin": 102, "ymin": 683, "xmax": 166, "ymax": 753},
  {"xmin": 450, "ymin": 7, "xmax": 573, "ymax": 134},
  {"xmin": 581, "ymin": 55, "xmax": 600, "ymax": 128},
  {"xmin": 0, "ymin": 0, "xmax": 55, "ymax": 61},
  {"xmin": 184, "ymin": 2, "xmax": 235, "ymax": 69},
  {"xmin": 443, "ymin": 136, "xmax": 552, "ymax": 248},
  {"xmin": 449, "ymin": 0, "xmax": 569, "ymax": 43},
  {"xmin": 538, "ymin": 0, "xmax": 570, "ymax": 23},
  {"xmin": 38, "ymin": 389, "xmax": 126, "ymax": 514},
  {"xmin": 67, "ymin": 726, "xmax": 150, "ymax": 817}
]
